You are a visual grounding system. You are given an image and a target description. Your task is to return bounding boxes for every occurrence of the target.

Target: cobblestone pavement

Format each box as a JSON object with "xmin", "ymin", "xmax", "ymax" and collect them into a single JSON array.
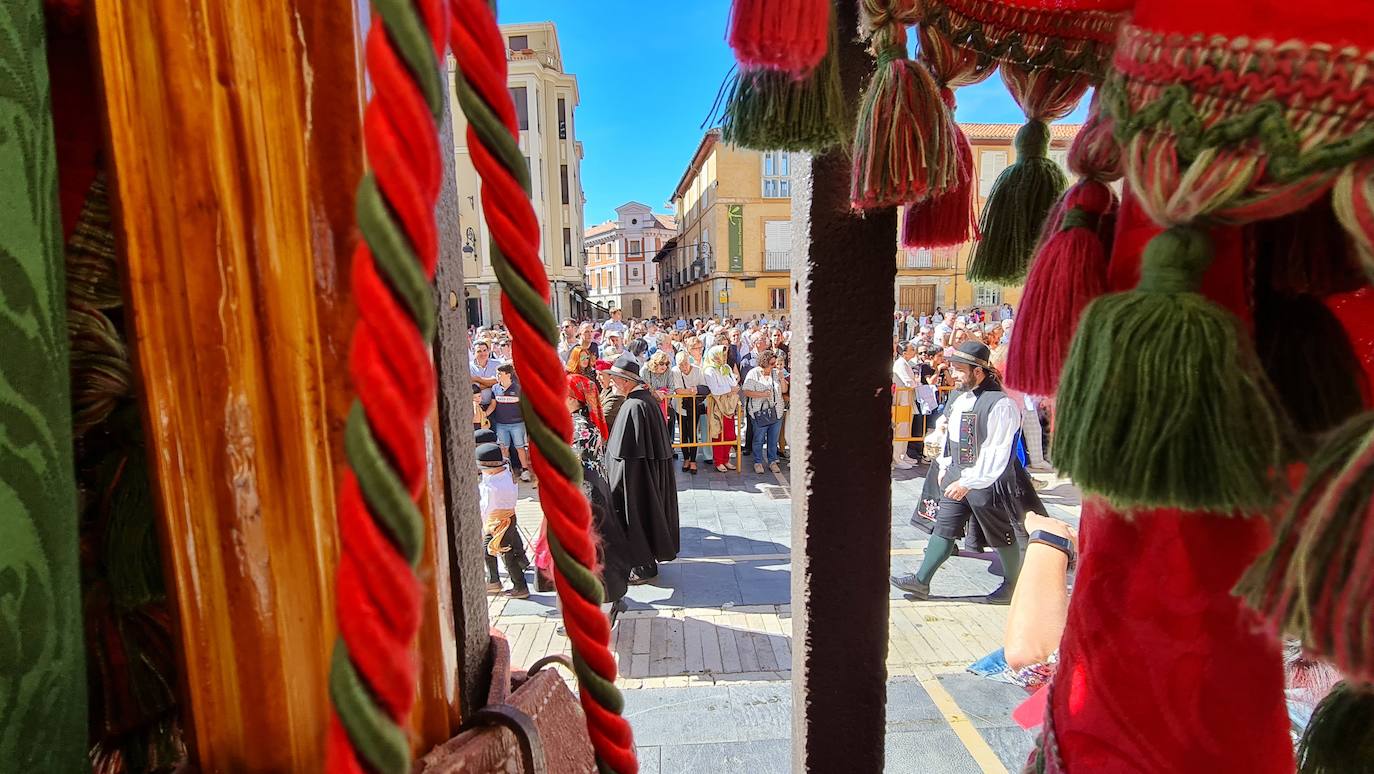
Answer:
[{"xmin": 490, "ymin": 458, "xmax": 1082, "ymax": 772}]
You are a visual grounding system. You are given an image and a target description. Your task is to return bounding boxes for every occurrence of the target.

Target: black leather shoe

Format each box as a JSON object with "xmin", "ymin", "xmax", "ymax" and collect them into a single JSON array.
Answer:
[
  {"xmin": 983, "ymin": 583, "xmax": 1015, "ymax": 605},
  {"xmin": 890, "ymin": 574, "xmax": 930, "ymax": 599}
]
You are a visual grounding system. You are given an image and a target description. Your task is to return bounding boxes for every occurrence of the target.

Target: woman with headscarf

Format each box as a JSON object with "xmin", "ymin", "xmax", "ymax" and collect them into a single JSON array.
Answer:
[
  {"xmin": 704, "ymin": 345, "xmax": 741, "ymax": 472},
  {"xmin": 532, "ymin": 373, "xmax": 630, "ymax": 605}
]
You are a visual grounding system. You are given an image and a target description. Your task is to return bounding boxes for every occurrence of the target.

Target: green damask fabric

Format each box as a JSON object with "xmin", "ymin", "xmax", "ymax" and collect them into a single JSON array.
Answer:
[{"xmin": 0, "ymin": 1, "xmax": 89, "ymax": 770}]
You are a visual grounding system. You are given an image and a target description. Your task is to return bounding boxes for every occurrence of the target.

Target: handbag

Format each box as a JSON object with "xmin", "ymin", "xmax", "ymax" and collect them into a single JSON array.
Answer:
[{"xmin": 749, "ymin": 378, "xmax": 781, "ymax": 427}]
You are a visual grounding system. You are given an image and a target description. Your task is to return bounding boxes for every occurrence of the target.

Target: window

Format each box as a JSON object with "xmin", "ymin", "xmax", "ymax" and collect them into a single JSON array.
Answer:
[
  {"xmin": 557, "ymin": 98, "xmax": 567, "ymax": 139},
  {"xmin": 508, "ymin": 35, "xmax": 528, "ymax": 50},
  {"xmin": 628, "ymin": 239, "xmax": 643, "ymax": 257},
  {"xmin": 769, "ymin": 287, "xmax": 787, "ymax": 310},
  {"xmin": 762, "ymin": 150, "xmax": 791, "ymax": 198},
  {"xmin": 764, "ymin": 220, "xmax": 791, "ymax": 271},
  {"xmin": 1049, "ymin": 148, "xmax": 1070, "ymax": 177},
  {"xmin": 629, "ymin": 266, "xmax": 641, "ymax": 280},
  {"xmin": 560, "ymin": 164, "xmax": 570, "ymax": 204},
  {"xmin": 563, "ymin": 228, "xmax": 573, "ymax": 267},
  {"xmin": 510, "ymin": 86, "xmax": 529, "ymax": 130},
  {"xmin": 979, "ymin": 150, "xmax": 1008, "ymax": 197},
  {"xmin": 974, "ymin": 285, "xmax": 1002, "ymax": 306},
  {"xmin": 632, "ymin": 299, "xmax": 643, "ymax": 318},
  {"xmin": 535, "ymin": 87, "xmax": 541, "ymax": 133}
]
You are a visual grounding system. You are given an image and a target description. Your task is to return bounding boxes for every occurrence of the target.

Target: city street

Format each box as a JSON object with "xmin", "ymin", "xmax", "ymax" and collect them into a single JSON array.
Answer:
[{"xmin": 491, "ymin": 463, "xmax": 1082, "ymax": 773}]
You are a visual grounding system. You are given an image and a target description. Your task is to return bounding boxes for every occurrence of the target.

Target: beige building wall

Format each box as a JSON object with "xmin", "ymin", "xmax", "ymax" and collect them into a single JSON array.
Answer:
[
  {"xmin": 662, "ymin": 131, "xmax": 794, "ymax": 320},
  {"xmin": 449, "ymin": 22, "xmax": 587, "ymax": 326},
  {"xmin": 894, "ymin": 123, "xmax": 1079, "ymax": 314},
  {"xmin": 584, "ymin": 203, "xmax": 676, "ymax": 319}
]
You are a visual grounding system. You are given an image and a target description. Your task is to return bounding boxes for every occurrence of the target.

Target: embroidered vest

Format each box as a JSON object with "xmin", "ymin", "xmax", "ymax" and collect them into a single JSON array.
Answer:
[{"xmin": 944, "ymin": 387, "xmax": 1008, "ymax": 481}]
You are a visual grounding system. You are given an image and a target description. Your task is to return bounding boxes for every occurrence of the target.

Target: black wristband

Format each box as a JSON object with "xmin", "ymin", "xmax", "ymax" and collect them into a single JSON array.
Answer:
[{"xmin": 1028, "ymin": 529, "xmax": 1076, "ymax": 565}]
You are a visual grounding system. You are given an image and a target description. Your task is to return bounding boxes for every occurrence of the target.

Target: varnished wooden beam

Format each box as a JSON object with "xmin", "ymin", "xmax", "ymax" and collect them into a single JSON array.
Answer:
[{"xmin": 89, "ymin": 0, "xmax": 456, "ymax": 767}]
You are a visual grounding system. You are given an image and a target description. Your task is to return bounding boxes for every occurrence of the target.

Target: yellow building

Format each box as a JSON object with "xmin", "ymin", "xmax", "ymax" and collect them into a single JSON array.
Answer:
[
  {"xmin": 449, "ymin": 22, "xmax": 588, "ymax": 326},
  {"xmin": 895, "ymin": 122, "xmax": 1079, "ymax": 314},
  {"xmin": 658, "ymin": 124, "xmax": 1079, "ymax": 320},
  {"xmin": 658, "ymin": 130, "xmax": 795, "ymax": 319}
]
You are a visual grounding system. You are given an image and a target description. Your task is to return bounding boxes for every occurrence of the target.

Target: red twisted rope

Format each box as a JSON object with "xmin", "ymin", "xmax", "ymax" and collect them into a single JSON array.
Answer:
[
  {"xmin": 327, "ymin": 0, "xmax": 448, "ymax": 770},
  {"xmin": 449, "ymin": 1, "xmax": 637, "ymax": 771}
]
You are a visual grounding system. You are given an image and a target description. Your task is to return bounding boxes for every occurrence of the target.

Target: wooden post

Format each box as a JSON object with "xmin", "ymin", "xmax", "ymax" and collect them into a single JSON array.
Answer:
[
  {"xmin": 435, "ymin": 59, "xmax": 493, "ymax": 721},
  {"xmin": 90, "ymin": 0, "xmax": 456, "ymax": 767},
  {"xmin": 790, "ymin": 1, "xmax": 896, "ymax": 770}
]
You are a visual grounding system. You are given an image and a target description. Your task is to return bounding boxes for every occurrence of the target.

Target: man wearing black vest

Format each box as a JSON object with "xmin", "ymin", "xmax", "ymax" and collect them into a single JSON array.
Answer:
[{"xmin": 891, "ymin": 341, "xmax": 1045, "ymax": 604}]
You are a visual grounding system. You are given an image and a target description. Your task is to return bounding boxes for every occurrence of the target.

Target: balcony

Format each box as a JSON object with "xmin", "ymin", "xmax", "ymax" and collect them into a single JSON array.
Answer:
[
  {"xmin": 902, "ymin": 248, "xmax": 957, "ymax": 270},
  {"xmin": 509, "ymin": 48, "xmax": 561, "ymax": 71},
  {"xmin": 764, "ymin": 250, "xmax": 790, "ymax": 271}
]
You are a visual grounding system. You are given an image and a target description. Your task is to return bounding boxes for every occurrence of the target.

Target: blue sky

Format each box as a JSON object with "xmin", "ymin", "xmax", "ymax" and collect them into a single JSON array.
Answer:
[{"xmin": 499, "ymin": 1, "xmax": 1089, "ymax": 223}]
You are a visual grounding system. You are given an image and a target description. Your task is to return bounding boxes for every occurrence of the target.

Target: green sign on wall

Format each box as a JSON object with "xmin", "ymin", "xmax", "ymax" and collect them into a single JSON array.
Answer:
[{"xmin": 728, "ymin": 204, "xmax": 743, "ymax": 272}]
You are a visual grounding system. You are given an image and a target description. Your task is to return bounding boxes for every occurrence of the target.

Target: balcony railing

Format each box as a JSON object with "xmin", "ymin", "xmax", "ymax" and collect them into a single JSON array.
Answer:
[
  {"xmin": 764, "ymin": 250, "xmax": 790, "ymax": 271},
  {"xmin": 903, "ymin": 248, "xmax": 956, "ymax": 270}
]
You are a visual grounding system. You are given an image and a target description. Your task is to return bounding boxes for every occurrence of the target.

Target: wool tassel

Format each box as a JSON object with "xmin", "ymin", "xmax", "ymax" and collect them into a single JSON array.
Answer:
[
  {"xmin": 1254, "ymin": 292, "xmax": 1369, "ymax": 439},
  {"xmin": 1296, "ymin": 682, "xmax": 1374, "ymax": 774},
  {"xmin": 1254, "ymin": 199, "xmax": 1365, "ymax": 297},
  {"xmin": 850, "ymin": 8, "xmax": 955, "ymax": 210},
  {"xmin": 1052, "ymin": 226, "xmax": 1282, "ymax": 513},
  {"xmin": 1238, "ymin": 411, "xmax": 1374, "ymax": 682},
  {"xmin": 1004, "ymin": 179, "xmax": 1115, "ymax": 396},
  {"xmin": 901, "ymin": 118, "xmax": 978, "ymax": 247},
  {"xmin": 728, "ymin": 0, "xmax": 830, "ymax": 76},
  {"xmin": 719, "ymin": 10, "xmax": 849, "ymax": 152},
  {"xmin": 966, "ymin": 120, "xmax": 1069, "ymax": 284}
]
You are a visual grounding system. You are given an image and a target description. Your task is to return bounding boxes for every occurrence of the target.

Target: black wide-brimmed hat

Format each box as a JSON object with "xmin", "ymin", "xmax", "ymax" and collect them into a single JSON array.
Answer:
[
  {"xmin": 947, "ymin": 341, "xmax": 994, "ymax": 371},
  {"xmin": 476, "ymin": 442, "xmax": 506, "ymax": 468},
  {"xmin": 607, "ymin": 354, "xmax": 645, "ymax": 385},
  {"xmin": 474, "ymin": 428, "xmax": 498, "ymax": 446}
]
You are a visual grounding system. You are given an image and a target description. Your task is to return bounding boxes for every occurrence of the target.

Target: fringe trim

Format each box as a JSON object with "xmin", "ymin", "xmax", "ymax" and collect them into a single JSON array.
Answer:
[{"xmin": 923, "ymin": 0, "xmax": 1129, "ymax": 77}]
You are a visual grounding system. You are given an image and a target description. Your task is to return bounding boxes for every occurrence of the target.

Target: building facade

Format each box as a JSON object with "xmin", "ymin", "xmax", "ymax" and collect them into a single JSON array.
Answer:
[
  {"xmin": 894, "ymin": 122, "xmax": 1079, "ymax": 314},
  {"xmin": 584, "ymin": 202, "xmax": 676, "ymax": 319},
  {"xmin": 656, "ymin": 125, "xmax": 1079, "ymax": 321},
  {"xmin": 449, "ymin": 22, "xmax": 588, "ymax": 326},
  {"xmin": 658, "ymin": 130, "xmax": 795, "ymax": 320}
]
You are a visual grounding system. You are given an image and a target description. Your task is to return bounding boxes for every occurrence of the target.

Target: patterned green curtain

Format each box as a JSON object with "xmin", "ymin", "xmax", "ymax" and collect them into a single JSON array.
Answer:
[{"xmin": 0, "ymin": 0, "xmax": 89, "ymax": 770}]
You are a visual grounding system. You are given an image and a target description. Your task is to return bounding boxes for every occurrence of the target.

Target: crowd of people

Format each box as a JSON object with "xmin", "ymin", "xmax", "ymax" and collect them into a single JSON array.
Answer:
[{"xmin": 468, "ymin": 308, "xmax": 794, "ymax": 617}]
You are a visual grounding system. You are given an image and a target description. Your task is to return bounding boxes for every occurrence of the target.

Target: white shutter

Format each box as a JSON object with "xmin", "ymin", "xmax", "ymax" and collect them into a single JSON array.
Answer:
[
  {"xmin": 764, "ymin": 220, "xmax": 792, "ymax": 252},
  {"xmin": 1049, "ymin": 149, "xmax": 1070, "ymax": 177},
  {"xmin": 979, "ymin": 150, "xmax": 1008, "ymax": 197}
]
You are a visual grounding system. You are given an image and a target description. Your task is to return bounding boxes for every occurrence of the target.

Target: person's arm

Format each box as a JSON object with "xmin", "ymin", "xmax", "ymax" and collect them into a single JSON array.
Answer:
[{"xmin": 1004, "ymin": 514, "xmax": 1076, "ymax": 670}]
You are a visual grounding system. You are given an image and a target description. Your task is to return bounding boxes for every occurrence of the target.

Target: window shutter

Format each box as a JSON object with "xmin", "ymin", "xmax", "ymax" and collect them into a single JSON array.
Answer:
[
  {"xmin": 764, "ymin": 220, "xmax": 792, "ymax": 253},
  {"xmin": 978, "ymin": 151, "xmax": 1008, "ymax": 197}
]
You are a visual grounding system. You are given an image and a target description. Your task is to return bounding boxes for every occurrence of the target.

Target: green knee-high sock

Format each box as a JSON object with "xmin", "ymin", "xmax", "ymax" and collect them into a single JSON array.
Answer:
[
  {"xmin": 916, "ymin": 536, "xmax": 957, "ymax": 585},
  {"xmin": 996, "ymin": 544, "xmax": 1023, "ymax": 588}
]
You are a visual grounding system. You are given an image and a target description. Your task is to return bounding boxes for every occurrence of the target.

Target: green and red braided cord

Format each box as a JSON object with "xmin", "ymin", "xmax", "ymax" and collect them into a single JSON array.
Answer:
[
  {"xmin": 325, "ymin": 0, "xmax": 633, "ymax": 771},
  {"xmin": 449, "ymin": 2, "xmax": 636, "ymax": 771}
]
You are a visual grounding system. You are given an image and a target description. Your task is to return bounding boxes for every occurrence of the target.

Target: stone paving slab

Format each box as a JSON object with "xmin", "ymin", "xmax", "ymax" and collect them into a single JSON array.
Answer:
[{"xmin": 492, "ymin": 461, "xmax": 1077, "ymax": 771}]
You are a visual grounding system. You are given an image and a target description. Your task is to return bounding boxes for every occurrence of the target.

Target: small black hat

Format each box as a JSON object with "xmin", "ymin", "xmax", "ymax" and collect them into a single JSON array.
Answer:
[
  {"xmin": 607, "ymin": 354, "xmax": 644, "ymax": 385},
  {"xmin": 474, "ymin": 428, "xmax": 498, "ymax": 446},
  {"xmin": 476, "ymin": 442, "xmax": 506, "ymax": 468},
  {"xmin": 947, "ymin": 340, "xmax": 995, "ymax": 371}
]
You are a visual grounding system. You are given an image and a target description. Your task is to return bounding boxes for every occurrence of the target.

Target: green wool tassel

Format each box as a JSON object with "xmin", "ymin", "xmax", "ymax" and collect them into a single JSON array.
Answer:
[
  {"xmin": 1296, "ymin": 682, "xmax": 1374, "ymax": 774},
  {"xmin": 966, "ymin": 120, "xmax": 1068, "ymax": 285},
  {"xmin": 1052, "ymin": 226, "xmax": 1282, "ymax": 513},
  {"xmin": 720, "ymin": 16, "xmax": 850, "ymax": 153}
]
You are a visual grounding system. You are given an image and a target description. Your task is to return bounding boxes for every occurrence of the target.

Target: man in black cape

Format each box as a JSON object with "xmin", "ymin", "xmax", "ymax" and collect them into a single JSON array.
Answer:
[
  {"xmin": 604, "ymin": 355, "xmax": 680, "ymax": 584},
  {"xmin": 892, "ymin": 341, "xmax": 1045, "ymax": 604}
]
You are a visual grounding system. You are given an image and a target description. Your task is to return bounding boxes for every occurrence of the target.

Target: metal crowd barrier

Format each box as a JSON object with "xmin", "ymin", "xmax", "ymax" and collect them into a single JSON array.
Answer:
[
  {"xmin": 658, "ymin": 392, "xmax": 746, "ymax": 475},
  {"xmin": 891, "ymin": 385, "xmax": 953, "ymax": 444}
]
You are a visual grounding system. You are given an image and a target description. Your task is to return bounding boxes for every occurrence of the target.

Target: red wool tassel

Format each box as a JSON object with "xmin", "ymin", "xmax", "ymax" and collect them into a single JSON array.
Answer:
[
  {"xmin": 729, "ymin": 0, "xmax": 830, "ymax": 75},
  {"xmin": 1005, "ymin": 179, "xmax": 1116, "ymax": 396},
  {"xmin": 902, "ymin": 122, "xmax": 978, "ymax": 248}
]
